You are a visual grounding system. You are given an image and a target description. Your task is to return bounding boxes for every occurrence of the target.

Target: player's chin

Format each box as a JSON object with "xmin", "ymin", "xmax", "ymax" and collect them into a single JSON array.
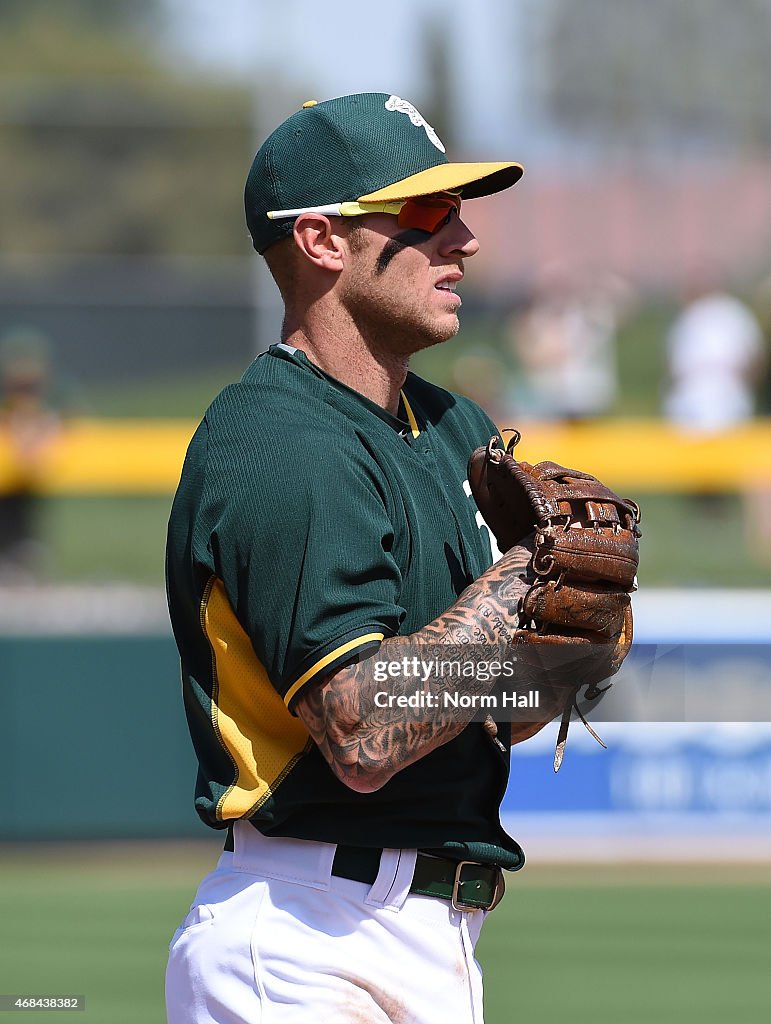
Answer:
[
  {"xmin": 416, "ymin": 315, "xmax": 460, "ymax": 351},
  {"xmin": 439, "ymin": 313, "xmax": 461, "ymax": 341},
  {"xmin": 431, "ymin": 300, "xmax": 462, "ymax": 335}
]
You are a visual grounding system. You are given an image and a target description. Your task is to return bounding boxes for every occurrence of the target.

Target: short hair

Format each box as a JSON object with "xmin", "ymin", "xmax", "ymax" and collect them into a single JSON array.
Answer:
[{"xmin": 262, "ymin": 236, "xmax": 297, "ymax": 302}]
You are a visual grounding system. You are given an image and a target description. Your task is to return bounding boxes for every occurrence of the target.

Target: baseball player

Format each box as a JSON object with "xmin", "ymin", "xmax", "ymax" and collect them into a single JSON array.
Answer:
[{"xmin": 165, "ymin": 93, "xmax": 622, "ymax": 1024}]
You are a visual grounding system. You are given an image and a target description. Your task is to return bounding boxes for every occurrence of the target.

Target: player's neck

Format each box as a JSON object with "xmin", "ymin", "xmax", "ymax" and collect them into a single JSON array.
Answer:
[{"xmin": 282, "ymin": 321, "xmax": 409, "ymax": 417}]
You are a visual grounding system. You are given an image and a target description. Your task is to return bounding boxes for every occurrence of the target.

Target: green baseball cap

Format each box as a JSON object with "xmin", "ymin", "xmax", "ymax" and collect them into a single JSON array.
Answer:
[{"xmin": 245, "ymin": 92, "xmax": 523, "ymax": 254}]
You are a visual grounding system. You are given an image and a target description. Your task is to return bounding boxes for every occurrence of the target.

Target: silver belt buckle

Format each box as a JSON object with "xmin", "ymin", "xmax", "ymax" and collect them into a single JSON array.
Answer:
[{"xmin": 451, "ymin": 860, "xmax": 505, "ymax": 912}]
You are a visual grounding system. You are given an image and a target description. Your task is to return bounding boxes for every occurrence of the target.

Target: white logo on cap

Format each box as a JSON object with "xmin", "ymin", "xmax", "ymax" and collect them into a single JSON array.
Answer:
[{"xmin": 385, "ymin": 95, "xmax": 446, "ymax": 153}]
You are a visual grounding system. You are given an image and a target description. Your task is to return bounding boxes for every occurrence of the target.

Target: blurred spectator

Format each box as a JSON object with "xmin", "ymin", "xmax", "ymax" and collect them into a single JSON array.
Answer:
[
  {"xmin": 746, "ymin": 272, "xmax": 771, "ymax": 556},
  {"xmin": 664, "ymin": 268, "xmax": 769, "ymax": 544},
  {"xmin": 752, "ymin": 270, "xmax": 771, "ymax": 415},
  {"xmin": 663, "ymin": 268, "xmax": 766, "ymax": 434},
  {"xmin": 504, "ymin": 267, "xmax": 630, "ymax": 422},
  {"xmin": 0, "ymin": 328, "xmax": 63, "ymax": 581}
]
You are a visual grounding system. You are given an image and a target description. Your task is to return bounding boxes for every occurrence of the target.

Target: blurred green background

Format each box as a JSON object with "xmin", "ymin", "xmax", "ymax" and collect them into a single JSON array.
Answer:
[
  {"xmin": 2, "ymin": 2, "xmax": 771, "ymax": 587},
  {"xmin": 33, "ymin": 303, "xmax": 771, "ymax": 588}
]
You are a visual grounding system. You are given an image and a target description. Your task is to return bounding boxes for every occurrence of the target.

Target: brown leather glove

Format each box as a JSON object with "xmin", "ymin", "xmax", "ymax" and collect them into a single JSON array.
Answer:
[{"xmin": 468, "ymin": 432, "xmax": 642, "ymax": 769}]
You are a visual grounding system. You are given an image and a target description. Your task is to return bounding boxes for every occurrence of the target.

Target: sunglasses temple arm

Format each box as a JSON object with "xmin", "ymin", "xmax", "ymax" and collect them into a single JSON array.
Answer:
[
  {"xmin": 267, "ymin": 202, "xmax": 401, "ymax": 221},
  {"xmin": 267, "ymin": 204, "xmax": 344, "ymax": 220}
]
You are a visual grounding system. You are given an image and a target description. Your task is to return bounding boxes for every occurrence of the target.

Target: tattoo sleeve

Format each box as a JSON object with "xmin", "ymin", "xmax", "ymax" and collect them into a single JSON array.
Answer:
[{"xmin": 295, "ymin": 539, "xmax": 572, "ymax": 792}]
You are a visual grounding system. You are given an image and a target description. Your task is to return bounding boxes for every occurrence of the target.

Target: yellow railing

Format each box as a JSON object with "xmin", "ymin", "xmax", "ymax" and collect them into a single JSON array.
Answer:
[{"xmin": 1, "ymin": 418, "xmax": 770, "ymax": 494}]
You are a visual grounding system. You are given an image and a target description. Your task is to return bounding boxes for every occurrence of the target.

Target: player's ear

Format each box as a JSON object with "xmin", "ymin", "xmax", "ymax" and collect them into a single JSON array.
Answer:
[{"xmin": 293, "ymin": 215, "xmax": 345, "ymax": 273}]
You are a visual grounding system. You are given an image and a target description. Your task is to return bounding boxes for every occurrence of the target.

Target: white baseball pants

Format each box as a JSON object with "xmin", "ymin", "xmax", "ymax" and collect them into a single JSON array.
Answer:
[{"xmin": 166, "ymin": 821, "xmax": 489, "ymax": 1023}]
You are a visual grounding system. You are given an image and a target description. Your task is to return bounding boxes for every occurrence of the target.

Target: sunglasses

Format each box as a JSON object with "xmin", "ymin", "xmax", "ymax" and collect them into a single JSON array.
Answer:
[{"xmin": 267, "ymin": 193, "xmax": 462, "ymax": 235}]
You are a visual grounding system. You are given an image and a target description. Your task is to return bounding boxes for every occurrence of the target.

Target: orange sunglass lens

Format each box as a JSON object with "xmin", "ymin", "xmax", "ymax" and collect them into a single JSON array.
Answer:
[{"xmin": 397, "ymin": 197, "xmax": 461, "ymax": 233}]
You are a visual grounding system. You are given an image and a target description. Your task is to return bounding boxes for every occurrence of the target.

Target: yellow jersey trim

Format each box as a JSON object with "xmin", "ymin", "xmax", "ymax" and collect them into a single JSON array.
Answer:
[
  {"xmin": 200, "ymin": 576, "xmax": 310, "ymax": 820},
  {"xmin": 284, "ymin": 632, "xmax": 385, "ymax": 707},
  {"xmin": 400, "ymin": 391, "xmax": 420, "ymax": 439}
]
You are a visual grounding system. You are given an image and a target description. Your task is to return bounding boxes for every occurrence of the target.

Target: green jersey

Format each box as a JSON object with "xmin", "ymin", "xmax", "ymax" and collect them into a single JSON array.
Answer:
[{"xmin": 166, "ymin": 344, "xmax": 524, "ymax": 869}]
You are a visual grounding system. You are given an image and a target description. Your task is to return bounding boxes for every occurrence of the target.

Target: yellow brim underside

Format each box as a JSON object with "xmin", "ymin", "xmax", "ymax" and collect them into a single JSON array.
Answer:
[{"xmin": 358, "ymin": 161, "xmax": 523, "ymax": 203}]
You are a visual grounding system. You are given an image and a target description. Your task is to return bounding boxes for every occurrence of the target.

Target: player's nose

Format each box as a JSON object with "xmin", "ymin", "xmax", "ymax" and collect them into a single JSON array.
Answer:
[{"xmin": 438, "ymin": 215, "xmax": 480, "ymax": 259}]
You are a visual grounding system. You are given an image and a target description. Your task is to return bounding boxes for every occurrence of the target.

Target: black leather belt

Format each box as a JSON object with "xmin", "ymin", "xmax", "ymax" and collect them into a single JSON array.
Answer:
[
  {"xmin": 223, "ymin": 830, "xmax": 504, "ymax": 911},
  {"xmin": 332, "ymin": 844, "xmax": 505, "ymax": 912}
]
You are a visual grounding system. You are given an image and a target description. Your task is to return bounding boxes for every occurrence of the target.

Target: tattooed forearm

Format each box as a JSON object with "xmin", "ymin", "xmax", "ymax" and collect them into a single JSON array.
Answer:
[{"xmin": 295, "ymin": 539, "xmax": 569, "ymax": 792}]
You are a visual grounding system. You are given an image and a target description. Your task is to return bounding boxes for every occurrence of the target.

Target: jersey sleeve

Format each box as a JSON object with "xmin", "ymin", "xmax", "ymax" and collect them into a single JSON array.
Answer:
[{"xmin": 201, "ymin": 415, "xmax": 405, "ymax": 710}]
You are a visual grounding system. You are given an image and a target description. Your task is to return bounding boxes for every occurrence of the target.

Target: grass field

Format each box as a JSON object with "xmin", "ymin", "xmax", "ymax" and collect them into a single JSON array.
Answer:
[{"xmin": 0, "ymin": 843, "xmax": 768, "ymax": 1024}]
